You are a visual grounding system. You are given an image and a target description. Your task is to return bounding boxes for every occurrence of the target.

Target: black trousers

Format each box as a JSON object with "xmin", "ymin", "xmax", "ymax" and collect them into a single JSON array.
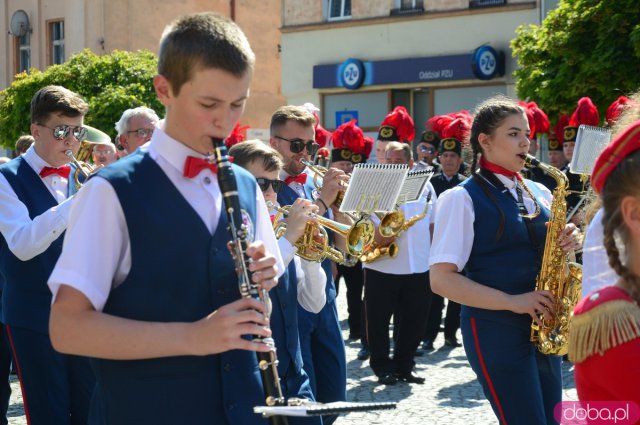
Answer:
[
  {"xmin": 336, "ymin": 263, "xmax": 365, "ymax": 341},
  {"xmin": 364, "ymin": 269, "xmax": 430, "ymax": 376}
]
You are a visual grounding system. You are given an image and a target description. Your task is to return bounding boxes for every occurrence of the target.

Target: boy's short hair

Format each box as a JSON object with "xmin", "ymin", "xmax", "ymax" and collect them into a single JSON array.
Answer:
[
  {"xmin": 15, "ymin": 135, "xmax": 35, "ymax": 154},
  {"xmin": 30, "ymin": 85, "xmax": 89, "ymax": 124},
  {"xmin": 228, "ymin": 140, "xmax": 283, "ymax": 172},
  {"xmin": 158, "ymin": 12, "xmax": 255, "ymax": 96},
  {"xmin": 385, "ymin": 141, "xmax": 413, "ymax": 162},
  {"xmin": 270, "ymin": 105, "xmax": 316, "ymax": 136}
]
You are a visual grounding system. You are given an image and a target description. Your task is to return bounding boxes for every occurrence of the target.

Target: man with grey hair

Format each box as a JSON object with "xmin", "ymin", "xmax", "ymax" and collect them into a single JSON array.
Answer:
[{"xmin": 114, "ymin": 107, "xmax": 159, "ymax": 156}]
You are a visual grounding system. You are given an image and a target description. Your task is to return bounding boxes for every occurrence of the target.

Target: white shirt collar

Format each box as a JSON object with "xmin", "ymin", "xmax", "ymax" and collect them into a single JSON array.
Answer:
[
  {"xmin": 495, "ymin": 173, "xmax": 518, "ymax": 190},
  {"xmin": 23, "ymin": 144, "xmax": 55, "ymax": 173},
  {"xmin": 147, "ymin": 125, "xmax": 212, "ymax": 176}
]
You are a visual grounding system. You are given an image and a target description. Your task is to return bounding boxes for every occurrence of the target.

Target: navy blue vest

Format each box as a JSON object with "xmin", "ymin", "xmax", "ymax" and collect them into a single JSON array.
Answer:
[
  {"xmin": 90, "ymin": 153, "xmax": 268, "ymax": 425},
  {"xmin": 461, "ymin": 176, "xmax": 550, "ymax": 323},
  {"xmin": 278, "ymin": 180, "xmax": 336, "ymax": 303},
  {"xmin": 0, "ymin": 157, "xmax": 77, "ymax": 333},
  {"xmin": 270, "ymin": 260, "xmax": 303, "ymax": 380}
]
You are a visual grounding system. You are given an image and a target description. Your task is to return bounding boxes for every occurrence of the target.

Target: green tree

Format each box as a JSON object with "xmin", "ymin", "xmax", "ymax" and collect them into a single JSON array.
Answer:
[
  {"xmin": 0, "ymin": 49, "xmax": 163, "ymax": 148},
  {"xmin": 511, "ymin": 0, "xmax": 640, "ymax": 118}
]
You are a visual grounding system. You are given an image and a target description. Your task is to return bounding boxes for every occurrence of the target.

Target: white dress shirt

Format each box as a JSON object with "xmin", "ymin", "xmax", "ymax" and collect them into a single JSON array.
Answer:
[
  {"xmin": 48, "ymin": 125, "xmax": 283, "ymax": 311},
  {"xmin": 429, "ymin": 174, "xmax": 552, "ymax": 272},
  {"xmin": 0, "ymin": 146, "xmax": 74, "ymax": 261},
  {"xmin": 364, "ymin": 182, "xmax": 437, "ymax": 274},
  {"xmin": 278, "ymin": 238, "xmax": 326, "ymax": 313},
  {"xmin": 582, "ymin": 208, "xmax": 618, "ymax": 296}
]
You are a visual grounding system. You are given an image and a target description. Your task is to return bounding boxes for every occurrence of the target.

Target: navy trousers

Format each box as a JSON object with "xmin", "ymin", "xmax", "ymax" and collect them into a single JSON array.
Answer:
[
  {"xmin": 280, "ymin": 363, "xmax": 321, "ymax": 425},
  {"xmin": 6, "ymin": 325, "xmax": 95, "ymax": 425},
  {"xmin": 297, "ymin": 300, "xmax": 346, "ymax": 425},
  {"xmin": 461, "ymin": 314, "xmax": 562, "ymax": 425}
]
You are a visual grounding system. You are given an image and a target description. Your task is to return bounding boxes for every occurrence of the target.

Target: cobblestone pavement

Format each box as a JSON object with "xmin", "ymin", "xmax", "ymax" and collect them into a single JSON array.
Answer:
[
  {"xmin": 6, "ymin": 284, "xmax": 578, "ymax": 425},
  {"xmin": 333, "ymin": 284, "xmax": 578, "ymax": 425}
]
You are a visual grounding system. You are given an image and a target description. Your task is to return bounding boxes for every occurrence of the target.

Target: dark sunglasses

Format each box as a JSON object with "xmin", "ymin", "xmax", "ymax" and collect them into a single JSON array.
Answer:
[
  {"xmin": 256, "ymin": 178, "xmax": 285, "ymax": 193},
  {"xmin": 274, "ymin": 135, "xmax": 319, "ymax": 155},
  {"xmin": 38, "ymin": 124, "xmax": 88, "ymax": 141},
  {"xmin": 419, "ymin": 146, "xmax": 436, "ymax": 154}
]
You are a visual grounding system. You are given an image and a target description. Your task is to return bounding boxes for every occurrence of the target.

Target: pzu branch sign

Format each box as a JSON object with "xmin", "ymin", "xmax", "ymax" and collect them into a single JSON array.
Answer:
[
  {"xmin": 340, "ymin": 58, "xmax": 365, "ymax": 90},
  {"xmin": 313, "ymin": 46, "xmax": 505, "ymax": 89},
  {"xmin": 471, "ymin": 46, "xmax": 503, "ymax": 80}
]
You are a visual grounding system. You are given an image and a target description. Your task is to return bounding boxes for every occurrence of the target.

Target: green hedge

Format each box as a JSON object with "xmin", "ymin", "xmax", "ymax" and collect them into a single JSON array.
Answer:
[{"xmin": 0, "ymin": 49, "xmax": 163, "ymax": 148}]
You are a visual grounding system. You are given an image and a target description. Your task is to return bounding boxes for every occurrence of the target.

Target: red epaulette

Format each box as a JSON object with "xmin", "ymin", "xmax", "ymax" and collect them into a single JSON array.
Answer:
[{"xmin": 569, "ymin": 286, "xmax": 640, "ymax": 363}]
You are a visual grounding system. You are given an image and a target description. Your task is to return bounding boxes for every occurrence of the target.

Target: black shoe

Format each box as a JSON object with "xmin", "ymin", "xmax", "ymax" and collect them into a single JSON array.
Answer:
[
  {"xmin": 357, "ymin": 347, "xmax": 370, "ymax": 361},
  {"xmin": 414, "ymin": 347, "xmax": 425, "ymax": 357},
  {"xmin": 422, "ymin": 339, "xmax": 434, "ymax": 351},
  {"xmin": 378, "ymin": 373, "xmax": 397, "ymax": 385},
  {"xmin": 395, "ymin": 371, "xmax": 425, "ymax": 384},
  {"xmin": 444, "ymin": 337, "xmax": 461, "ymax": 348}
]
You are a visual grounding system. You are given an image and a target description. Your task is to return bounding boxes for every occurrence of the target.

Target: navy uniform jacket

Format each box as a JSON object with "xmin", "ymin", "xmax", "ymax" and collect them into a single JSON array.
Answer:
[{"xmin": 430, "ymin": 172, "xmax": 467, "ymax": 198}]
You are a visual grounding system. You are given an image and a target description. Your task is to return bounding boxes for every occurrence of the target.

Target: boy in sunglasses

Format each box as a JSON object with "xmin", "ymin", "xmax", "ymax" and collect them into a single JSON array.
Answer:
[
  {"xmin": 229, "ymin": 140, "xmax": 326, "ymax": 424},
  {"xmin": 0, "ymin": 85, "xmax": 95, "ymax": 423}
]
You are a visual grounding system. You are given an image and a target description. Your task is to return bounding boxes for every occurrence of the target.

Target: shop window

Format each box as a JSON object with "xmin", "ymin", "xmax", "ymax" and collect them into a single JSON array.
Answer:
[
  {"xmin": 48, "ymin": 20, "xmax": 65, "ymax": 65},
  {"xmin": 327, "ymin": 0, "xmax": 351, "ymax": 21}
]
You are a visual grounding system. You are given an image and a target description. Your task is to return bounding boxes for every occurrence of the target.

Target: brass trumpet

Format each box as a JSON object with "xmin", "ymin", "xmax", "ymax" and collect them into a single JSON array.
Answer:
[
  {"xmin": 65, "ymin": 145, "xmax": 95, "ymax": 190},
  {"xmin": 300, "ymin": 159, "xmax": 346, "ymax": 208},
  {"xmin": 267, "ymin": 201, "xmax": 374, "ymax": 264}
]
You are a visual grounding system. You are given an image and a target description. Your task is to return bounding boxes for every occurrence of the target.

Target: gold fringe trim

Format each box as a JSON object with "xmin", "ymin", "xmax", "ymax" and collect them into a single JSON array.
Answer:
[{"xmin": 568, "ymin": 300, "xmax": 640, "ymax": 363}]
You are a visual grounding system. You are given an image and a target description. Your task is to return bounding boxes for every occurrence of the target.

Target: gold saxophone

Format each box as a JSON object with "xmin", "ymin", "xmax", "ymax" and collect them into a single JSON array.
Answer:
[
  {"xmin": 360, "ymin": 195, "xmax": 431, "ymax": 263},
  {"xmin": 524, "ymin": 154, "xmax": 582, "ymax": 356}
]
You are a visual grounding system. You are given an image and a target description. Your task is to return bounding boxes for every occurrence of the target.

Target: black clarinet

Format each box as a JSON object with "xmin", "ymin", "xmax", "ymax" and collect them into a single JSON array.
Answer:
[{"xmin": 211, "ymin": 138, "xmax": 289, "ymax": 425}]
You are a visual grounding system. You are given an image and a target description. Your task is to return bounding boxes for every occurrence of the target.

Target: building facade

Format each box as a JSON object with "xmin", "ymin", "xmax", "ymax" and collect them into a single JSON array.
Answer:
[
  {"xmin": 281, "ymin": 0, "xmax": 557, "ymax": 145},
  {"xmin": 0, "ymin": 0, "xmax": 284, "ymax": 132}
]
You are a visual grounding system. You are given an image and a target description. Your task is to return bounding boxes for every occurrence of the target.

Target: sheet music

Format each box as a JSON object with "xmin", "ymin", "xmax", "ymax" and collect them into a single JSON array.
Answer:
[
  {"xmin": 254, "ymin": 401, "xmax": 397, "ymax": 417},
  {"xmin": 340, "ymin": 164, "xmax": 409, "ymax": 213},
  {"xmin": 396, "ymin": 169, "xmax": 434, "ymax": 205},
  {"xmin": 570, "ymin": 125, "xmax": 611, "ymax": 175}
]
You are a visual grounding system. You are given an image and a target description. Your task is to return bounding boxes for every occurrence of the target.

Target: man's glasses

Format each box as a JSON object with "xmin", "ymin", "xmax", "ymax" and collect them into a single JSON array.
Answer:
[
  {"xmin": 256, "ymin": 178, "xmax": 285, "ymax": 193},
  {"xmin": 274, "ymin": 135, "xmax": 319, "ymax": 155},
  {"xmin": 38, "ymin": 124, "xmax": 88, "ymax": 142},
  {"xmin": 127, "ymin": 128, "xmax": 154, "ymax": 138},
  {"xmin": 419, "ymin": 146, "xmax": 436, "ymax": 154}
]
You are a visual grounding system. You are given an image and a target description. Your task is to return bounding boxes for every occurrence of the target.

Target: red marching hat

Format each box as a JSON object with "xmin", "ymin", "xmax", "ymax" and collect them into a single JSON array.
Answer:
[
  {"xmin": 564, "ymin": 97, "xmax": 600, "ymax": 143},
  {"xmin": 605, "ymin": 96, "xmax": 632, "ymax": 127},
  {"xmin": 377, "ymin": 106, "xmax": 415, "ymax": 143},
  {"xmin": 518, "ymin": 101, "xmax": 550, "ymax": 140},
  {"xmin": 427, "ymin": 112, "xmax": 472, "ymax": 156},
  {"xmin": 331, "ymin": 119, "xmax": 370, "ymax": 164},
  {"xmin": 591, "ymin": 119, "xmax": 640, "ymax": 194}
]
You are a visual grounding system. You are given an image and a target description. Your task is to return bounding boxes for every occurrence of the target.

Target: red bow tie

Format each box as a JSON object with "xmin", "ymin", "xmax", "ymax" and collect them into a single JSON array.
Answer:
[
  {"xmin": 284, "ymin": 173, "xmax": 307, "ymax": 186},
  {"xmin": 183, "ymin": 156, "xmax": 217, "ymax": 178},
  {"xmin": 40, "ymin": 166, "xmax": 71, "ymax": 179}
]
